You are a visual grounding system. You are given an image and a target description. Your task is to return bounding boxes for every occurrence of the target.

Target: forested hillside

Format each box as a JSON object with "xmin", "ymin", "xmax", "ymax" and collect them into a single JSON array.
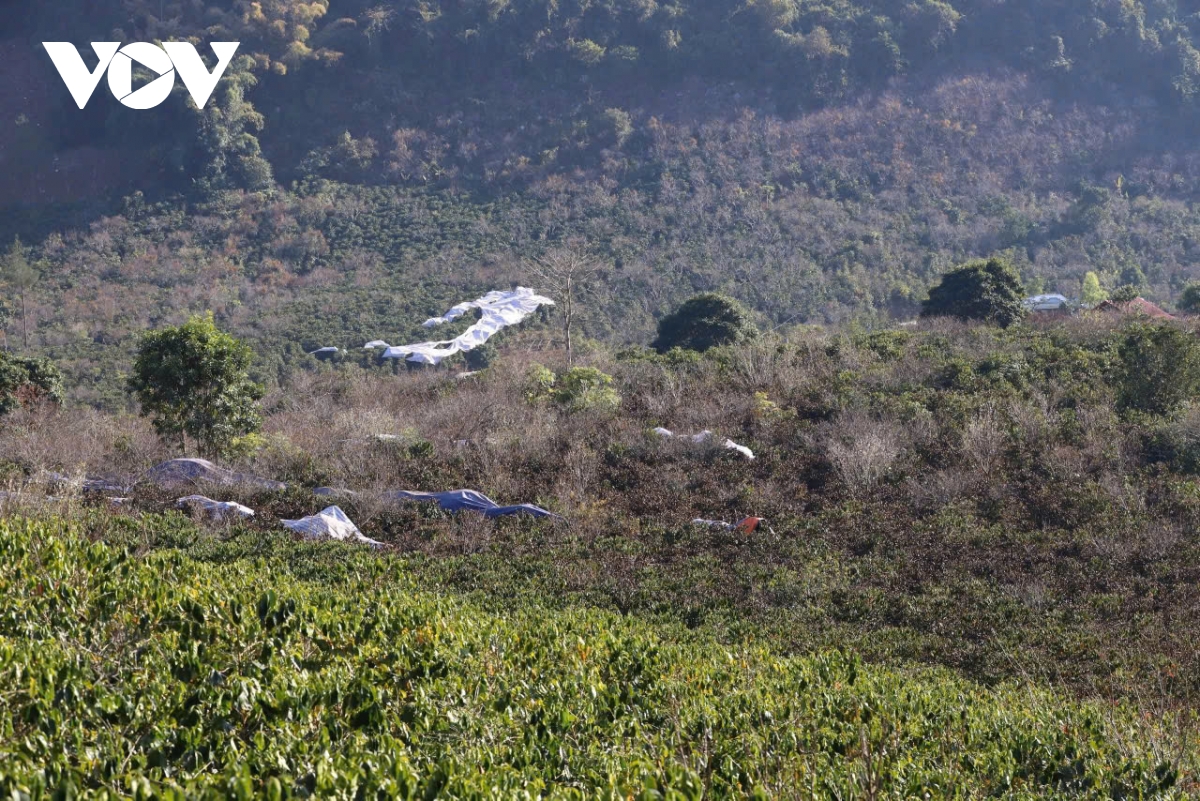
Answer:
[{"xmin": 8, "ymin": 0, "xmax": 1200, "ymax": 401}]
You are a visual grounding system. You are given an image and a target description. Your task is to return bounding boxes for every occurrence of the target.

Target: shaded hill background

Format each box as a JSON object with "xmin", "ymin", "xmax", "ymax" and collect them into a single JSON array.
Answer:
[{"xmin": 6, "ymin": 0, "xmax": 1200, "ymax": 403}]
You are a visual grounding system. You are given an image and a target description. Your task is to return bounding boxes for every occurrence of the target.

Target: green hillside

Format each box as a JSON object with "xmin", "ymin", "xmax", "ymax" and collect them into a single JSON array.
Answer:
[{"xmin": 8, "ymin": 1, "xmax": 1200, "ymax": 400}]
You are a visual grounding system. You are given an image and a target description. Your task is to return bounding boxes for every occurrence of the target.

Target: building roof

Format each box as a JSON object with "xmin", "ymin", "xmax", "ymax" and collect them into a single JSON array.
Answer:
[
  {"xmin": 1094, "ymin": 297, "xmax": 1176, "ymax": 320},
  {"xmin": 1024, "ymin": 293, "xmax": 1070, "ymax": 311}
]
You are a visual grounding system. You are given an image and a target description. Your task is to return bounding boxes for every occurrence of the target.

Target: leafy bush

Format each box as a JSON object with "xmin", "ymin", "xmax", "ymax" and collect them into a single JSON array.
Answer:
[
  {"xmin": 524, "ymin": 363, "xmax": 559, "ymax": 402},
  {"xmin": 0, "ymin": 353, "xmax": 63, "ymax": 416},
  {"xmin": 920, "ymin": 257, "xmax": 1026, "ymax": 328},
  {"xmin": 856, "ymin": 330, "xmax": 912, "ymax": 361},
  {"xmin": 1110, "ymin": 284, "xmax": 1142, "ymax": 302},
  {"xmin": 462, "ymin": 339, "xmax": 498, "ymax": 371},
  {"xmin": 526, "ymin": 364, "xmax": 621, "ymax": 412},
  {"xmin": 1115, "ymin": 323, "xmax": 1200, "ymax": 417},
  {"xmin": 652, "ymin": 293, "xmax": 759, "ymax": 353},
  {"xmin": 128, "ymin": 313, "xmax": 265, "ymax": 457},
  {"xmin": 553, "ymin": 366, "xmax": 622, "ymax": 413}
]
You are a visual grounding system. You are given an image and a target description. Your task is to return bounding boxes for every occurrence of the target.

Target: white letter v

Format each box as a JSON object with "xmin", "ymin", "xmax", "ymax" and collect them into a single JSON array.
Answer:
[
  {"xmin": 164, "ymin": 42, "xmax": 240, "ymax": 109},
  {"xmin": 43, "ymin": 43, "xmax": 121, "ymax": 109}
]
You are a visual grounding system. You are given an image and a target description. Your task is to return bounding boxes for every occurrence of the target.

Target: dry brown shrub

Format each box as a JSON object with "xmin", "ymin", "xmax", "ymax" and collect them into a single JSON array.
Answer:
[
  {"xmin": 906, "ymin": 468, "xmax": 973, "ymax": 511},
  {"xmin": 0, "ymin": 405, "xmax": 167, "ymax": 481},
  {"xmin": 821, "ymin": 411, "xmax": 904, "ymax": 496},
  {"xmin": 961, "ymin": 405, "xmax": 1005, "ymax": 472}
]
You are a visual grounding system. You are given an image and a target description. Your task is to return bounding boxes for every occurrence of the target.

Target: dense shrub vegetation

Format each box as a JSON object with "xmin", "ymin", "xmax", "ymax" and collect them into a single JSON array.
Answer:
[
  {"xmin": 7, "ymin": 317, "xmax": 1200, "ymax": 711},
  {"xmin": 0, "ymin": 514, "xmax": 1193, "ymax": 796},
  {"xmin": 0, "ymin": 351, "xmax": 63, "ymax": 416}
]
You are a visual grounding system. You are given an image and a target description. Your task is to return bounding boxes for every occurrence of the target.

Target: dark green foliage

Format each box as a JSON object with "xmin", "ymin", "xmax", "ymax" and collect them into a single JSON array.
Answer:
[
  {"xmin": 1179, "ymin": 283, "xmax": 1200, "ymax": 314},
  {"xmin": 192, "ymin": 69, "xmax": 274, "ymax": 196},
  {"xmin": 128, "ymin": 314, "xmax": 264, "ymax": 457},
  {"xmin": 0, "ymin": 353, "xmax": 63, "ymax": 416},
  {"xmin": 1119, "ymin": 264, "xmax": 1147, "ymax": 290},
  {"xmin": 462, "ymin": 339, "xmax": 498, "ymax": 371},
  {"xmin": 920, "ymin": 257, "xmax": 1026, "ymax": 328},
  {"xmin": 652, "ymin": 293, "xmax": 758, "ymax": 353},
  {"xmin": 1115, "ymin": 323, "xmax": 1200, "ymax": 416},
  {"xmin": 1110, "ymin": 284, "xmax": 1142, "ymax": 302}
]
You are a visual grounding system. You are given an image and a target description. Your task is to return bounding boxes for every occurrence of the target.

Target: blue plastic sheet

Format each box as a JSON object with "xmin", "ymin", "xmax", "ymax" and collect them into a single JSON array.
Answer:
[{"xmin": 388, "ymin": 489, "xmax": 559, "ymax": 519}]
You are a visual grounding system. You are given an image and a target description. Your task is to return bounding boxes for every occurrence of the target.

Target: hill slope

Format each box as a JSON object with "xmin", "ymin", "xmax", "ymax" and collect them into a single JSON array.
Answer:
[{"xmin": 7, "ymin": 0, "xmax": 1200, "ymax": 398}]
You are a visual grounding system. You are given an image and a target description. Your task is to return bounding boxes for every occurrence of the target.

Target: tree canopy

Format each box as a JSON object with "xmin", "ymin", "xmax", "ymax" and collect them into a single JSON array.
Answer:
[
  {"xmin": 920, "ymin": 258, "xmax": 1026, "ymax": 328},
  {"xmin": 652, "ymin": 293, "xmax": 759, "ymax": 353},
  {"xmin": 128, "ymin": 314, "xmax": 264, "ymax": 457},
  {"xmin": 1179, "ymin": 283, "xmax": 1200, "ymax": 315},
  {"xmin": 1081, "ymin": 272, "xmax": 1107, "ymax": 307},
  {"xmin": 1116, "ymin": 323, "xmax": 1200, "ymax": 417}
]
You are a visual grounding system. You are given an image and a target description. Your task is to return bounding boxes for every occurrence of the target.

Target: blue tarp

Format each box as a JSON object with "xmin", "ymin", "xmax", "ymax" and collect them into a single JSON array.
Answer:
[{"xmin": 387, "ymin": 489, "xmax": 559, "ymax": 519}]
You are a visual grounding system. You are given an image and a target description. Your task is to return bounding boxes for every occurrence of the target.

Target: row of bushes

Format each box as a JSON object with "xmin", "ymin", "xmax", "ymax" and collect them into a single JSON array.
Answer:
[{"xmin": 0, "ymin": 514, "xmax": 1190, "ymax": 796}]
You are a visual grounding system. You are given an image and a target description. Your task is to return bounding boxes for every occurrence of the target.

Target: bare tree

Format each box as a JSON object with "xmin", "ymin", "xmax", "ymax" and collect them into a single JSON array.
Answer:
[
  {"xmin": 1, "ymin": 238, "xmax": 38, "ymax": 350},
  {"xmin": 526, "ymin": 246, "xmax": 606, "ymax": 364},
  {"xmin": 0, "ymin": 299, "xmax": 10, "ymax": 352}
]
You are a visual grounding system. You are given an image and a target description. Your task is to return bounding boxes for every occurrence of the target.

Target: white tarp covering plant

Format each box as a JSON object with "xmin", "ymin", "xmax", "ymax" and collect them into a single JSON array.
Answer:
[
  {"xmin": 651, "ymin": 427, "xmax": 755, "ymax": 460},
  {"xmin": 691, "ymin": 516, "xmax": 766, "ymax": 532},
  {"xmin": 281, "ymin": 506, "xmax": 382, "ymax": 548},
  {"xmin": 176, "ymin": 495, "xmax": 256, "ymax": 521},
  {"xmin": 369, "ymin": 288, "xmax": 554, "ymax": 365}
]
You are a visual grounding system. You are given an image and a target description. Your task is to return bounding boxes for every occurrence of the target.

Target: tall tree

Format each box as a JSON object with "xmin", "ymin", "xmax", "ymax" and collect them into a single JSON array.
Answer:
[
  {"xmin": 527, "ymin": 247, "xmax": 606, "ymax": 365},
  {"xmin": 0, "ymin": 298, "xmax": 10, "ymax": 352},
  {"xmin": 128, "ymin": 313, "xmax": 264, "ymax": 458},
  {"xmin": 0, "ymin": 239, "xmax": 38, "ymax": 350},
  {"xmin": 1081, "ymin": 271, "xmax": 1107, "ymax": 307},
  {"xmin": 1179, "ymin": 283, "xmax": 1200, "ymax": 315}
]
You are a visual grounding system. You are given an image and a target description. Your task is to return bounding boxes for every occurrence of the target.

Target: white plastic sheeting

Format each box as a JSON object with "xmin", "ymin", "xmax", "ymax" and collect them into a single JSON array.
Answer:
[
  {"xmin": 651, "ymin": 428, "xmax": 756, "ymax": 460},
  {"xmin": 371, "ymin": 287, "xmax": 554, "ymax": 366},
  {"xmin": 177, "ymin": 495, "xmax": 255, "ymax": 521},
  {"xmin": 282, "ymin": 506, "xmax": 382, "ymax": 548}
]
